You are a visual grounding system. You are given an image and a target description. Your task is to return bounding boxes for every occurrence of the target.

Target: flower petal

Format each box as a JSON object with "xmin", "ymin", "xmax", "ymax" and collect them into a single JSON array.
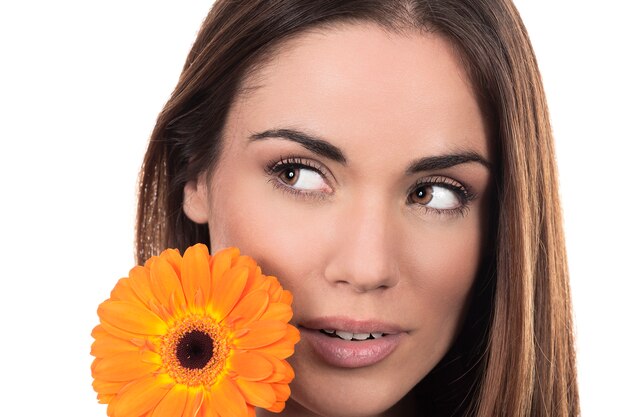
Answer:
[
  {"xmin": 98, "ymin": 393, "xmax": 115, "ymax": 405},
  {"xmin": 210, "ymin": 248, "xmax": 239, "ymax": 288},
  {"xmin": 92, "ymin": 379, "xmax": 127, "ymax": 396},
  {"xmin": 91, "ymin": 330, "xmax": 139, "ymax": 358},
  {"xmin": 247, "ymin": 266, "xmax": 267, "ymax": 293},
  {"xmin": 263, "ymin": 276, "xmax": 282, "ymax": 302},
  {"xmin": 98, "ymin": 300, "xmax": 168, "ymax": 336},
  {"xmin": 235, "ymin": 379, "xmax": 276, "ymax": 409},
  {"xmin": 231, "ymin": 256, "xmax": 260, "ymax": 294},
  {"xmin": 267, "ymin": 401, "xmax": 286, "ymax": 413},
  {"xmin": 227, "ymin": 289, "xmax": 269, "ymax": 329},
  {"xmin": 230, "ymin": 351, "xmax": 273, "ymax": 381},
  {"xmin": 286, "ymin": 323, "xmax": 300, "ymax": 342},
  {"xmin": 234, "ymin": 321, "xmax": 287, "ymax": 349},
  {"xmin": 272, "ymin": 382, "xmax": 291, "ymax": 401},
  {"xmin": 105, "ymin": 387, "xmax": 120, "ymax": 410},
  {"xmin": 210, "ymin": 266, "xmax": 248, "ymax": 322},
  {"xmin": 279, "ymin": 290, "xmax": 293, "ymax": 306},
  {"xmin": 254, "ymin": 353, "xmax": 294, "ymax": 383},
  {"xmin": 181, "ymin": 386, "xmax": 204, "ymax": 417},
  {"xmin": 98, "ymin": 319, "xmax": 142, "ymax": 342},
  {"xmin": 259, "ymin": 303, "xmax": 292, "ymax": 322},
  {"xmin": 198, "ymin": 392, "xmax": 218, "ymax": 417},
  {"xmin": 113, "ymin": 374, "xmax": 173, "ymax": 417},
  {"xmin": 281, "ymin": 362, "xmax": 295, "ymax": 383},
  {"xmin": 255, "ymin": 337, "xmax": 297, "ymax": 361},
  {"xmin": 150, "ymin": 257, "xmax": 186, "ymax": 313},
  {"xmin": 110, "ymin": 277, "xmax": 145, "ymax": 306},
  {"xmin": 91, "ymin": 324, "xmax": 107, "ymax": 338},
  {"xmin": 151, "ymin": 384, "xmax": 188, "ymax": 417},
  {"xmin": 181, "ymin": 244, "xmax": 212, "ymax": 310},
  {"xmin": 128, "ymin": 265, "xmax": 157, "ymax": 305},
  {"xmin": 92, "ymin": 350, "xmax": 161, "ymax": 382},
  {"xmin": 211, "ymin": 377, "xmax": 248, "ymax": 417},
  {"xmin": 160, "ymin": 248, "xmax": 183, "ymax": 277}
]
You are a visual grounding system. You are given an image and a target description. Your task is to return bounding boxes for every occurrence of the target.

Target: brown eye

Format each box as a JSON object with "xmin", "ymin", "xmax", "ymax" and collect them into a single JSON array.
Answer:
[
  {"xmin": 409, "ymin": 185, "xmax": 434, "ymax": 205},
  {"xmin": 279, "ymin": 167, "xmax": 300, "ymax": 185},
  {"xmin": 275, "ymin": 165, "xmax": 327, "ymax": 191},
  {"xmin": 408, "ymin": 183, "xmax": 463, "ymax": 210}
]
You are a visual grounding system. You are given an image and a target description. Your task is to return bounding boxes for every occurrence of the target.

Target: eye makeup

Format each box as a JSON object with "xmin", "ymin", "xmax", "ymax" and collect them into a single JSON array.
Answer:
[
  {"xmin": 264, "ymin": 155, "xmax": 333, "ymax": 200},
  {"xmin": 407, "ymin": 176, "xmax": 477, "ymax": 218},
  {"xmin": 264, "ymin": 155, "xmax": 479, "ymax": 217}
]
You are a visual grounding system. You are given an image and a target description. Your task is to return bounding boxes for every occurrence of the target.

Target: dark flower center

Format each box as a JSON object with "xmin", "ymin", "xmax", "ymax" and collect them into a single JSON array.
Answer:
[{"xmin": 176, "ymin": 330, "xmax": 214, "ymax": 369}]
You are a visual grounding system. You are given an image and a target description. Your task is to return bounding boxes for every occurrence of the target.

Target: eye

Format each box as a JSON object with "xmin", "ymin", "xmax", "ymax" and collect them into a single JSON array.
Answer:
[
  {"xmin": 412, "ymin": 185, "xmax": 458, "ymax": 209},
  {"xmin": 265, "ymin": 156, "xmax": 332, "ymax": 197},
  {"xmin": 277, "ymin": 166, "xmax": 326, "ymax": 191},
  {"xmin": 407, "ymin": 176, "xmax": 474, "ymax": 214}
]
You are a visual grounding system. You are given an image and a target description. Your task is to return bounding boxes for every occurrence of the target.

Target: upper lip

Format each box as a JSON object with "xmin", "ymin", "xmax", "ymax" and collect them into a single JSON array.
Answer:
[{"xmin": 299, "ymin": 316, "xmax": 404, "ymax": 334}]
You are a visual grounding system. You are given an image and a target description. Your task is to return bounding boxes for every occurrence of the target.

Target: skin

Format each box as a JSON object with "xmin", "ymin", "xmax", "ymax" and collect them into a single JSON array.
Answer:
[{"xmin": 184, "ymin": 23, "xmax": 493, "ymax": 417}]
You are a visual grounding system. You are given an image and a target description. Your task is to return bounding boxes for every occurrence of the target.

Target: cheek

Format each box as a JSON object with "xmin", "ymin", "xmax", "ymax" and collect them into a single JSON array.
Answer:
[
  {"xmin": 417, "ymin": 228, "xmax": 481, "ymax": 298},
  {"xmin": 206, "ymin": 168, "xmax": 328, "ymax": 288},
  {"xmin": 400, "ymin": 218, "xmax": 484, "ymax": 339}
]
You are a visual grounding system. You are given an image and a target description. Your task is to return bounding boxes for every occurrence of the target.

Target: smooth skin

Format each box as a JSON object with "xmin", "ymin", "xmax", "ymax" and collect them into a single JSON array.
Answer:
[{"xmin": 184, "ymin": 23, "xmax": 493, "ymax": 417}]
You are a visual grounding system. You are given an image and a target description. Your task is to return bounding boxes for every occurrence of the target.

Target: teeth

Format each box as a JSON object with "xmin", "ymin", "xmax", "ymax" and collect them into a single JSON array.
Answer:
[
  {"xmin": 335, "ymin": 330, "xmax": 354, "ymax": 340},
  {"xmin": 321, "ymin": 329, "xmax": 386, "ymax": 341}
]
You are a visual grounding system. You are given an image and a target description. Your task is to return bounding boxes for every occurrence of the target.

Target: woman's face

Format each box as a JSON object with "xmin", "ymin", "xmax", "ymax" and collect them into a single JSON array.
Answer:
[{"xmin": 184, "ymin": 24, "xmax": 493, "ymax": 417}]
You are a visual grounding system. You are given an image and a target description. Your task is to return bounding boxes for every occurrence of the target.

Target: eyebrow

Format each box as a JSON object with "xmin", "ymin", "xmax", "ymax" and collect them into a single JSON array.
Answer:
[
  {"xmin": 249, "ymin": 128, "xmax": 490, "ymax": 173},
  {"xmin": 406, "ymin": 152, "xmax": 491, "ymax": 174},
  {"xmin": 249, "ymin": 129, "xmax": 347, "ymax": 164}
]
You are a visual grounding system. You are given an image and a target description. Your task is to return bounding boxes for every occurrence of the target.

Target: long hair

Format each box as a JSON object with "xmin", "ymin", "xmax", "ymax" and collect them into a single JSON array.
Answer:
[{"xmin": 136, "ymin": 1, "xmax": 579, "ymax": 416}]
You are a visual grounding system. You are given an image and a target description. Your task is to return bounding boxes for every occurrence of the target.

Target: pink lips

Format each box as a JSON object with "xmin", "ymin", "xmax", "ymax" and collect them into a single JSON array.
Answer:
[{"xmin": 299, "ymin": 317, "xmax": 405, "ymax": 368}]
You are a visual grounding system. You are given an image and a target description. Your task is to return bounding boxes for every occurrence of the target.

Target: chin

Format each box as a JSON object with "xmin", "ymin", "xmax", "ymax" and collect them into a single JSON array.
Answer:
[
  {"xmin": 288, "ymin": 398, "xmax": 398, "ymax": 417},
  {"xmin": 286, "ymin": 373, "xmax": 415, "ymax": 417}
]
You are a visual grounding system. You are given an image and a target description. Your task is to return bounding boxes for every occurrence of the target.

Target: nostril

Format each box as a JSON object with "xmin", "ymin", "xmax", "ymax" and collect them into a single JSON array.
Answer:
[{"xmin": 322, "ymin": 253, "xmax": 400, "ymax": 293}]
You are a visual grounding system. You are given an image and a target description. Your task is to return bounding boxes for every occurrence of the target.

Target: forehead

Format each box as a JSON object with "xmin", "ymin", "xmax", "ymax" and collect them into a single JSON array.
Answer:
[{"xmin": 229, "ymin": 23, "xmax": 490, "ymax": 162}]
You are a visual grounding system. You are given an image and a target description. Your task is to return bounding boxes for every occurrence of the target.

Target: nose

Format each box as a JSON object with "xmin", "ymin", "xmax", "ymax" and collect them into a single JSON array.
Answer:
[{"xmin": 323, "ymin": 196, "xmax": 400, "ymax": 293}]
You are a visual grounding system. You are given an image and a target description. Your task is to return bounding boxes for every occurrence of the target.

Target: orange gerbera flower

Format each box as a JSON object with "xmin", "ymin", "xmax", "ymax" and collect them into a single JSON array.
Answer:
[{"xmin": 91, "ymin": 244, "xmax": 299, "ymax": 417}]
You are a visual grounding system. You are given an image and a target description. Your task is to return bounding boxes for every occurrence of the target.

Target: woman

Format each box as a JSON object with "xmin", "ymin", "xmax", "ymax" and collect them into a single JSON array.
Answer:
[{"xmin": 136, "ymin": 0, "xmax": 579, "ymax": 416}]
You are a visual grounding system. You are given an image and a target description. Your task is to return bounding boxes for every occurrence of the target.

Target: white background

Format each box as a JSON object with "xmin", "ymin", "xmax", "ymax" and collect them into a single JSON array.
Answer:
[{"xmin": 0, "ymin": 1, "xmax": 623, "ymax": 415}]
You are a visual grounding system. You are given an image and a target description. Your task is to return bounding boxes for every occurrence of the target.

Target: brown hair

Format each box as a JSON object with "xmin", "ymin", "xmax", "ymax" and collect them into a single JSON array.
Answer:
[{"xmin": 136, "ymin": 1, "xmax": 579, "ymax": 416}]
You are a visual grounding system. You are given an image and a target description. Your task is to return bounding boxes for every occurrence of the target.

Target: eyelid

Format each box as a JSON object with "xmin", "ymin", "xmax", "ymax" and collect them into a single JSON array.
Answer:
[
  {"xmin": 265, "ymin": 155, "xmax": 330, "ymax": 179},
  {"xmin": 413, "ymin": 176, "xmax": 473, "ymax": 196},
  {"xmin": 408, "ymin": 175, "xmax": 477, "ymax": 216},
  {"xmin": 264, "ymin": 155, "xmax": 334, "ymax": 198}
]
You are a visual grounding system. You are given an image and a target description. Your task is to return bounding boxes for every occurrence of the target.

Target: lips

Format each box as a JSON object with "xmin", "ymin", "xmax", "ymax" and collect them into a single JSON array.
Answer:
[
  {"xmin": 298, "ymin": 317, "xmax": 405, "ymax": 368},
  {"xmin": 300, "ymin": 317, "xmax": 403, "ymax": 334},
  {"xmin": 320, "ymin": 329, "xmax": 385, "ymax": 340}
]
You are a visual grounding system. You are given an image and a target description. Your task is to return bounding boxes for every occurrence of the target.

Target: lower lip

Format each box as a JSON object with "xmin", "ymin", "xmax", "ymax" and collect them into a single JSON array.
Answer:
[{"xmin": 300, "ymin": 328, "xmax": 404, "ymax": 368}]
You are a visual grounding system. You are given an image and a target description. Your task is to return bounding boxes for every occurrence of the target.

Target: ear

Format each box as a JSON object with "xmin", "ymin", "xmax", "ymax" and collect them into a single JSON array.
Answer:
[{"xmin": 183, "ymin": 178, "xmax": 210, "ymax": 224}]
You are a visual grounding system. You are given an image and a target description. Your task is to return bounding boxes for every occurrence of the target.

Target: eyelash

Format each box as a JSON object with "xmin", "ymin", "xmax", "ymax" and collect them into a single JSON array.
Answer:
[
  {"xmin": 264, "ymin": 155, "xmax": 331, "ymax": 201},
  {"xmin": 264, "ymin": 156, "xmax": 477, "ymax": 216},
  {"xmin": 407, "ymin": 176, "xmax": 477, "ymax": 218}
]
